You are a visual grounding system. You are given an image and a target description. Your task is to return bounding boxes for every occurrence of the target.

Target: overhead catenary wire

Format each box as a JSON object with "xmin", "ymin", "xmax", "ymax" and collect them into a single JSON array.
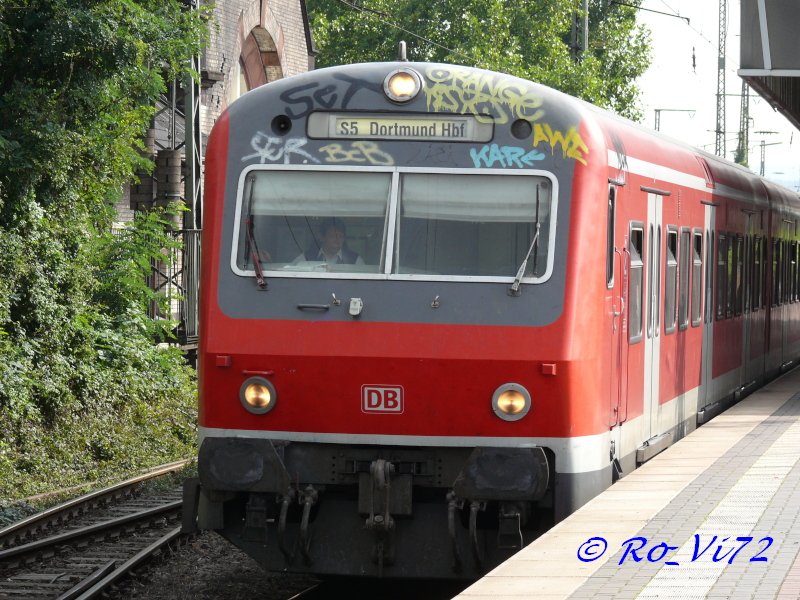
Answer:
[
  {"xmin": 654, "ymin": 0, "xmax": 741, "ymax": 70},
  {"xmin": 332, "ymin": 0, "xmax": 482, "ymax": 66}
]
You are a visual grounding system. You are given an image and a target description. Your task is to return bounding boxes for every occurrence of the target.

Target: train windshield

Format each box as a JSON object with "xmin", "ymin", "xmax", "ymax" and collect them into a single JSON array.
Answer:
[
  {"xmin": 234, "ymin": 169, "xmax": 554, "ymax": 282},
  {"xmin": 394, "ymin": 173, "xmax": 550, "ymax": 278}
]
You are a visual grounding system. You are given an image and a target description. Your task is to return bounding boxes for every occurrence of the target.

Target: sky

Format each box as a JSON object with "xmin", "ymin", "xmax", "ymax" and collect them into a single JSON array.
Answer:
[{"xmin": 635, "ymin": 0, "xmax": 798, "ymax": 191}]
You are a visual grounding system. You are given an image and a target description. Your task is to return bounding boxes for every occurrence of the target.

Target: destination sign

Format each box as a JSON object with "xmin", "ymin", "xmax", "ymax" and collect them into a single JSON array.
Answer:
[{"xmin": 307, "ymin": 112, "xmax": 493, "ymax": 142}]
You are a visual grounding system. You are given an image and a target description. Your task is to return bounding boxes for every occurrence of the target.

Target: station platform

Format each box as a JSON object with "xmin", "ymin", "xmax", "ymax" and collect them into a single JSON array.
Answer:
[{"xmin": 455, "ymin": 367, "xmax": 800, "ymax": 599}]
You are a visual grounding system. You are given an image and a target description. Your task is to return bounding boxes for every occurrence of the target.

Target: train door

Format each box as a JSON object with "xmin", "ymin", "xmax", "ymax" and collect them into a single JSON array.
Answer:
[
  {"xmin": 700, "ymin": 205, "xmax": 715, "ymax": 411},
  {"xmin": 608, "ymin": 186, "xmax": 626, "ymax": 426},
  {"xmin": 643, "ymin": 193, "xmax": 663, "ymax": 440}
]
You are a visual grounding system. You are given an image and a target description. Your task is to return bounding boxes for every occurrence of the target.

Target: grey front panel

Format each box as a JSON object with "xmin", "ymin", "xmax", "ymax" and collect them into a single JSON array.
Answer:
[{"xmin": 216, "ymin": 62, "xmax": 586, "ymax": 327}]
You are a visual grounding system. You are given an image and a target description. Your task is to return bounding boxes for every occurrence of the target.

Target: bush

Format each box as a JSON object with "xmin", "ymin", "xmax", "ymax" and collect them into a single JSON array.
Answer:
[{"xmin": 0, "ymin": 0, "xmax": 207, "ymax": 501}]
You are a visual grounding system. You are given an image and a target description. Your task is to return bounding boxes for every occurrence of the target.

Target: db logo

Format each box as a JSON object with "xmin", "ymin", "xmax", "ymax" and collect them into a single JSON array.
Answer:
[{"xmin": 362, "ymin": 385, "xmax": 404, "ymax": 414}]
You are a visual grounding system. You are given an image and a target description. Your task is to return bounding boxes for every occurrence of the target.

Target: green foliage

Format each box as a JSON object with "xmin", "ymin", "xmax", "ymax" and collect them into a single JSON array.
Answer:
[
  {"xmin": 0, "ymin": 0, "xmax": 208, "ymax": 500},
  {"xmin": 307, "ymin": 0, "xmax": 651, "ymax": 120}
]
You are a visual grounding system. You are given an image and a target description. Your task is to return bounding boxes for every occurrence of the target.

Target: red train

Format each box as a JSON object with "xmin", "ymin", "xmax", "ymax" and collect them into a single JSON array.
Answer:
[{"xmin": 183, "ymin": 61, "xmax": 800, "ymax": 578}]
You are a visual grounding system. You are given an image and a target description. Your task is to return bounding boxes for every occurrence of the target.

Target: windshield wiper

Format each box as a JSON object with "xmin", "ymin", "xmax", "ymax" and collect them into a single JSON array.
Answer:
[
  {"xmin": 244, "ymin": 175, "xmax": 268, "ymax": 290},
  {"xmin": 509, "ymin": 184, "xmax": 541, "ymax": 296}
]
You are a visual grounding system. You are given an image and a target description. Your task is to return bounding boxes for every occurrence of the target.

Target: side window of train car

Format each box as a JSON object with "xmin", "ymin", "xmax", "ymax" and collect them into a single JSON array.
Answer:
[
  {"xmin": 772, "ymin": 239, "xmax": 781, "ymax": 307},
  {"xmin": 716, "ymin": 233, "xmax": 728, "ymax": 319},
  {"xmin": 788, "ymin": 241, "xmax": 792, "ymax": 303},
  {"xmin": 691, "ymin": 229, "xmax": 703, "ymax": 327},
  {"xmin": 606, "ymin": 187, "xmax": 616, "ymax": 288},
  {"xmin": 629, "ymin": 224, "xmax": 644, "ymax": 344},
  {"xmin": 753, "ymin": 236, "xmax": 762, "ymax": 310},
  {"xmin": 734, "ymin": 235, "xmax": 744, "ymax": 316},
  {"xmin": 793, "ymin": 241, "xmax": 800, "ymax": 302},
  {"xmin": 706, "ymin": 231, "xmax": 714, "ymax": 322},
  {"xmin": 779, "ymin": 239, "xmax": 787, "ymax": 305},
  {"xmin": 664, "ymin": 227, "xmax": 678, "ymax": 334},
  {"xmin": 761, "ymin": 237, "xmax": 768, "ymax": 309},
  {"xmin": 786, "ymin": 240, "xmax": 797, "ymax": 303},
  {"xmin": 746, "ymin": 236, "xmax": 753, "ymax": 310},
  {"xmin": 726, "ymin": 236, "xmax": 736, "ymax": 317},
  {"xmin": 679, "ymin": 227, "xmax": 691, "ymax": 330}
]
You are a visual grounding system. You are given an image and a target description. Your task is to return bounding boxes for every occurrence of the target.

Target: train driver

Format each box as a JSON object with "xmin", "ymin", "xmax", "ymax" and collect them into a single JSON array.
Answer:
[{"xmin": 294, "ymin": 217, "xmax": 364, "ymax": 266}]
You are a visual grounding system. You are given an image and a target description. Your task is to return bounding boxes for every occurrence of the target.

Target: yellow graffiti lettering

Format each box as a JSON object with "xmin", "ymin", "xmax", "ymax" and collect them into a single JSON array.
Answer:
[
  {"xmin": 532, "ymin": 124, "xmax": 588, "ymax": 166},
  {"xmin": 423, "ymin": 67, "xmax": 544, "ymax": 125},
  {"xmin": 351, "ymin": 141, "xmax": 394, "ymax": 166},
  {"xmin": 319, "ymin": 141, "xmax": 394, "ymax": 166},
  {"xmin": 319, "ymin": 143, "xmax": 364, "ymax": 163}
]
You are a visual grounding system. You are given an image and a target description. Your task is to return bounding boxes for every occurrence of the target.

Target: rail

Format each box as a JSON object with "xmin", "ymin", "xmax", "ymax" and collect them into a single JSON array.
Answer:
[
  {"xmin": 0, "ymin": 492, "xmax": 184, "ymax": 598},
  {"xmin": 0, "ymin": 459, "xmax": 189, "ymax": 548}
]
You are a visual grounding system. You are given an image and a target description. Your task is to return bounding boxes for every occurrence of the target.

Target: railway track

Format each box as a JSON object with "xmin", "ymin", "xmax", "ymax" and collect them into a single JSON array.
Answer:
[{"xmin": 0, "ymin": 461, "xmax": 189, "ymax": 599}]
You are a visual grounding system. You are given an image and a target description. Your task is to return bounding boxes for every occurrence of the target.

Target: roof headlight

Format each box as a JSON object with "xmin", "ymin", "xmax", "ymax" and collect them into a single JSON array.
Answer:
[
  {"xmin": 383, "ymin": 68, "xmax": 422, "ymax": 103},
  {"xmin": 492, "ymin": 383, "xmax": 531, "ymax": 422},
  {"xmin": 240, "ymin": 377, "xmax": 277, "ymax": 415}
]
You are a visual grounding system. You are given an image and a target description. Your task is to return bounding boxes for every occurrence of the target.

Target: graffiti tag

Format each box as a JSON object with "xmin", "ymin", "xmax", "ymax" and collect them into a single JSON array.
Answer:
[
  {"xmin": 319, "ymin": 141, "xmax": 394, "ymax": 166},
  {"xmin": 470, "ymin": 144, "xmax": 545, "ymax": 169},
  {"xmin": 423, "ymin": 67, "xmax": 545, "ymax": 125},
  {"xmin": 532, "ymin": 124, "xmax": 588, "ymax": 165},
  {"xmin": 242, "ymin": 134, "xmax": 320, "ymax": 165},
  {"xmin": 279, "ymin": 74, "xmax": 384, "ymax": 119}
]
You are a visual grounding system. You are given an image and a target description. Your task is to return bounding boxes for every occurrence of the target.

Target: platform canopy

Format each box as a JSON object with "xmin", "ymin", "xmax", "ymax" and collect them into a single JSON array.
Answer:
[{"xmin": 739, "ymin": 0, "xmax": 800, "ymax": 131}]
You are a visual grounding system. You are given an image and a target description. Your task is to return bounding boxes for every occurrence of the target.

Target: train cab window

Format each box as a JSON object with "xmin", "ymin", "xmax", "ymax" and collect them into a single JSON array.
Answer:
[
  {"xmin": 234, "ymin": 170, "xmax": 392, "ymax": 275},
  {"xmin": 716, "ymin": 234, "xmax": 728, "ymax": 319},
  {"xmin": 232, "ymin": 169, "xmax": 557, "ymax": 284},
  {"xmin": 629, "ymin": 224, "xmax": 644, "ymax": 344},
  {"xmin": 394, "ymin": 173, "xmax": 552, "ymax": 280},
  {"xmin": 691, "ymin": 230, "xmax": 703, "ymax": 326},
  {"xmin": 664, "ymin": 228, "xmax": 678, "ymax": 334},
  {"xmin": 678, "ymin": 228, "xmax": 691, "ymax": 330}
]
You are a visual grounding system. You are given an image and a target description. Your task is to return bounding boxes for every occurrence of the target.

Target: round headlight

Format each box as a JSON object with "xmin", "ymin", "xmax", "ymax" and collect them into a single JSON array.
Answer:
[
  {"xmin": 240, "ymin": 377, "xmax": 277, "ymax": 415},
  {"xmin": 383, "ymin": 68, "xmax": 422, "ymax": 103},
  {"xmin": 492, "ymin": 383, "xmax": 531, "ymax": 421}
]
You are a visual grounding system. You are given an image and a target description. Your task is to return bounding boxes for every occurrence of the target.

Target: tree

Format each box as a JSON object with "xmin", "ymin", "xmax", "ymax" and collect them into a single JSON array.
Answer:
[
  {"xmin": 0, "ymin": 0, "xmax": 207, "ymax": 498},
  {"xmin": 307, "ymin": 0, "xmax": 651, "ymax": 121}
]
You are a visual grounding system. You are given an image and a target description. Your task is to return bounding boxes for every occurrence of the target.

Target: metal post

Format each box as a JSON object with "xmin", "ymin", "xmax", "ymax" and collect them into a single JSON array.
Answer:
[
  {"xmin": 714, "ymin": 0, "xmax": 727, "ymax": 157},
  {"xmin": 184, "ymin": 51, "xmax": 203, "ymax": 230}
]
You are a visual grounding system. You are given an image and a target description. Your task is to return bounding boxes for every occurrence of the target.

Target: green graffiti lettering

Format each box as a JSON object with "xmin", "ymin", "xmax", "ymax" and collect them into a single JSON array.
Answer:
[{"xmin": 423, "ymin": 67, "xmax": 544, "ymax": 124}]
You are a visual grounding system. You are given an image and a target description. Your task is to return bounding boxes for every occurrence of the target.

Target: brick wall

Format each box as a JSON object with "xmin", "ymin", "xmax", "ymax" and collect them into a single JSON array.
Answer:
[
  {"xmin": 118, "ymin": 0, "xmax": 313, "ymax": 223},
  {"xmin": 201, "ymin": 0, "xmax": 314, "ymax": 137}
]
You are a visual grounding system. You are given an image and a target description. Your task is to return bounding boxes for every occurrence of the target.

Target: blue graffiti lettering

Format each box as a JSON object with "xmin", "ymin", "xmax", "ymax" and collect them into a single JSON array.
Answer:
[{"xmin": 469, "ymin": 144, "xmax": 545, "ymax": 168}]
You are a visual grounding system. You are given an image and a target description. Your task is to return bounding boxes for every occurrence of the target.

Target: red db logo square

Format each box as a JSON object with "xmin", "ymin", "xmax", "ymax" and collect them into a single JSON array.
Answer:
[{"xmin": 362, "ymin": 385, "xmax": 404, "ymax": 414}]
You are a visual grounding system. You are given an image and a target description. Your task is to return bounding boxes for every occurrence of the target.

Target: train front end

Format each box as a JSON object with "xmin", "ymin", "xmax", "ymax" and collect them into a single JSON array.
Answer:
[{"xmin": 188, "ymin": 62, "xmax": 610, "ymax": 578}]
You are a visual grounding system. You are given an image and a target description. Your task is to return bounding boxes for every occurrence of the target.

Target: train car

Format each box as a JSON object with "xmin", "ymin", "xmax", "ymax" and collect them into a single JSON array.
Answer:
[{"xmin": 183, "ymin": 59, "xmax": 800, "ymax": 579}]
